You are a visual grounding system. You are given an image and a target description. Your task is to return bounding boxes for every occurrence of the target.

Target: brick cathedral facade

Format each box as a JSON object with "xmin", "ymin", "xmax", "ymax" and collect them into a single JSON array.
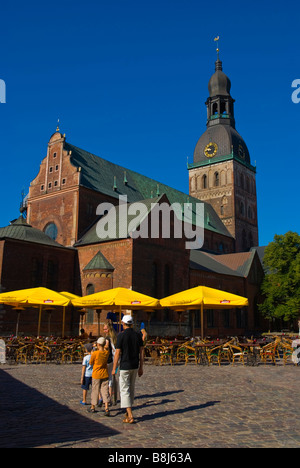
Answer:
[{"xmin": 0, "ymin": 57, "xmax": 265, "ymax": 338}]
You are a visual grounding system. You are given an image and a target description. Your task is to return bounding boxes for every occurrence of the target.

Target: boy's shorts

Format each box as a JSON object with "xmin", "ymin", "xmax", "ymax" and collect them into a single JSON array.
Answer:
[{"xmin": 81, "ymin": 376, "xmax": 92, "ymax": 390}]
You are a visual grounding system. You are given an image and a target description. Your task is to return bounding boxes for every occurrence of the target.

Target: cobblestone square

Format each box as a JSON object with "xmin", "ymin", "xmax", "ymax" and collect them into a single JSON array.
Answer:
[{"xmin": 0, "ymin": 362, "xmax": 299, "ymax": 448}]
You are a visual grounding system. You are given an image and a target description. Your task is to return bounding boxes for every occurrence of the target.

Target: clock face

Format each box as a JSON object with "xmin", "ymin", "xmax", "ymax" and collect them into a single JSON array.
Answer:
[
  {"xmin": 238, "ymin": 144, "xmax": 245, "ymax": 159},
  {"xmin": 204, "ymin": 142, "xmax": 218, "ymax": 158}
]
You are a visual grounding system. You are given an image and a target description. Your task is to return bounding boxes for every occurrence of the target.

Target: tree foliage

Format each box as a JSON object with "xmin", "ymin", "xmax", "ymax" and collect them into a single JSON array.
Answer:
[{"xmin": 259, "ymin": 231, "xmax": 300, "ymax": 322}]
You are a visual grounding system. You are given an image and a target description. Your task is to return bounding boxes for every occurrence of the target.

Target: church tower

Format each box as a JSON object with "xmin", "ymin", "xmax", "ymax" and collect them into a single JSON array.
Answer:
[{"xmin": 188, "ymin": 51, "xmax": 258, "ymax": 252}]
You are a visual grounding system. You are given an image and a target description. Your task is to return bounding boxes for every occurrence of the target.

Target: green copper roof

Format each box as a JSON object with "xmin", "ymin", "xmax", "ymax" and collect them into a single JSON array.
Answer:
[
  {"xmin": 0, "ymin": 216, "xmax": 70, "ymax": 249},
  {"xmin": 188, "ymin": 152, "xmax": 256, "ymax": 172},
  {"xmin": 83, "ymin": 251, "xmax": 114, "ymax": 271},
  {"xmin": 65, "ymin": 142, "xmax": 232, "ymax": 240}
]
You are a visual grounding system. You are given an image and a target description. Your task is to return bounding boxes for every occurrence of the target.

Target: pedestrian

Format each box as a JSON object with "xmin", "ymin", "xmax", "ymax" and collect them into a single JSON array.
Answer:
[
  {"xmin": 79, "ymin": 328, "xmax": 89, "ymax": 339},
  {"xmin": 112, "ymin": 315, "xmax": 144, "ymax": 424},
  {"xmin": 80, "ymin": 343, "xmax": 94, "ymax": 405},
  {"xmin": 89, "ymin": 337, "xmax": 110, "ymax": 416},
  {"xmin": 140, "ymin": 322, "xmax": 148, "ymax": 345},
  {"xmin": 103, "ymin": 322, "xmax": 118, "ymax": 405}
]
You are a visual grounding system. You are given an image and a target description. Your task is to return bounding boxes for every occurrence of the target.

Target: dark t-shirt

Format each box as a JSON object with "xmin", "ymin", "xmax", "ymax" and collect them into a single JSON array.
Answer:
[{"xmin": 116, "ymin": 328, "xmax": 143, "ymax": 370}]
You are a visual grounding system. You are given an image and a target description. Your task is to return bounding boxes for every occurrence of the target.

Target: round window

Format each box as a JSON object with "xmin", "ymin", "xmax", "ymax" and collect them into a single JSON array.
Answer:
[{"xmin": 44, "ymin": 223, "xmax": 58, "ymax": 241}]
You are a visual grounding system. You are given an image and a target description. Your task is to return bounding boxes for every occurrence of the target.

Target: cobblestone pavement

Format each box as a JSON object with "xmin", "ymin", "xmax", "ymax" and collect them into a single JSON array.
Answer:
[{"xmin": 0, "ymin": 362, "xmax": 299, "ymax": 448}]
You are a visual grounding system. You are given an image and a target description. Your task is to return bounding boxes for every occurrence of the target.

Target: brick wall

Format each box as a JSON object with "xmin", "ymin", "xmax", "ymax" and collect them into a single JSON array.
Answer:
[{"xmin": 0, "ymin": 238, "xmax": 79, "ymax": 337}]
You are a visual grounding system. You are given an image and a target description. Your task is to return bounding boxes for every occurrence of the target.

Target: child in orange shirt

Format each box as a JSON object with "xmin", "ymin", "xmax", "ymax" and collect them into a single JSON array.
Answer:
[{"xmin": 89, "ymin": 337, "xmax": 110, "ymax": 416}]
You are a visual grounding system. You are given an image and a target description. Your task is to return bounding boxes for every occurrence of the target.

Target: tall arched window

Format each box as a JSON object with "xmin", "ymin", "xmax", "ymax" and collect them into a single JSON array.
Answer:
[
  {"xmin": 240, "ymin": 174, "xmax": 245, "ymax": 189},
  {"xmin": 86, "ymin": 284, "xmax": 95, "ymax": 324},
  {"xmin": 31, "ymin": 258, "xmax": 43, "ymax": 287},
  {"xmin": 242, "ymin": 230, "xmax": 247, "ymax": 251},
  {"xmin": 214, "ymin": 172, "xmax": 219, "ymax": 187},
  {"xmin": 202, "ymin": 174, "xmax": 207, "ymax": 189},
  {"xmin": 240, "ymin": 201, "xmax": 245, "ymax": 216},
  {"xmin": 46, "ymin": 259, "xmax": 59, "ymax": 290}
]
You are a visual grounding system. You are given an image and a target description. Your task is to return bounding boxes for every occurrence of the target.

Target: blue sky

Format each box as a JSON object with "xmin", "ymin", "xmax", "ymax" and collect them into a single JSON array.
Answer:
[{"xmin": 0, "ymin": 0, "xmax": 299, "ymax": 247}]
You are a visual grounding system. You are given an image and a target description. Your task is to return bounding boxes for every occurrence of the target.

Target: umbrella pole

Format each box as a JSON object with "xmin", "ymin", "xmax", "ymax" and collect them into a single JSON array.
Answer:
[
  {"xmin": 62, "ymin": 306, "xmax": 66, "ymax": 338},
  {"xmin": 201, "ymin": 302, "xmax": 204, "ymax": 340},
  {"xmin": 16, "ymin": 311, "xmax": 20, "ymax": 337},
  {"xmin": 192, "ymin": 310, "xmax": 195, "ymax": 338},
  {"xmin": 37, "ymin": 304, "xmax": 42, "ymax": 337},
  {"xmin": 47, "ymin": 311, "xmax": 52, "ymax": 336}
]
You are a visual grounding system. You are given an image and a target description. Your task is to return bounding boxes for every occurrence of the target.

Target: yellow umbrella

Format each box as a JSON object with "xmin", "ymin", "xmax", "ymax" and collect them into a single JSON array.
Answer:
[
  {"xmin": 0, "ymin": 287, "xmax": 71, "ymax": 306},
  {"xmin": 72, "ymin": 287, "xmax": 159, "ymax": 332},
  {"xmin": 0, "ymin": 287, "xmax": 72, "ymax": 336},
  {"xmin": 71, "ymin": 287, "xmax": 159, "ymax": 309},
  {"xmin": 160, "ymin": 285, "xmax": 249, "ymax": 338}
]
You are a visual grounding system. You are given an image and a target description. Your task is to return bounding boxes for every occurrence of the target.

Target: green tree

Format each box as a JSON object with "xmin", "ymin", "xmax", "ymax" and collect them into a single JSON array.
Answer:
[{"xmin": 259, "ymin": 231, "xmax": 300, "ymax": 323}]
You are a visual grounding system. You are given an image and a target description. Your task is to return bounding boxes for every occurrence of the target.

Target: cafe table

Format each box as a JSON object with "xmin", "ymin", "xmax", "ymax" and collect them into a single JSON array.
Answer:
[{"xmin": 238, "ymin": 342, "xmax": 262, "ymax": 366}]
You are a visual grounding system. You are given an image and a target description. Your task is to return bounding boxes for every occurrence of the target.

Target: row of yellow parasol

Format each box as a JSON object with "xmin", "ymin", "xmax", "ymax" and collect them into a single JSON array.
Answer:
[{"xmin": 0, "ymin": 285, "xmax": 248, "ymax": 338}]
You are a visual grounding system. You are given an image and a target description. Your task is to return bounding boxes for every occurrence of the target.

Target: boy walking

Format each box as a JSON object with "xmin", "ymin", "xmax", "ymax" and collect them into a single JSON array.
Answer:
[
  {"xmin": 80, "ymin": 343, "xmax": 93, "ymax": 405},
  {"xmin": 89, "ymin": 337, "xmax": 110, "ymax": 416}
]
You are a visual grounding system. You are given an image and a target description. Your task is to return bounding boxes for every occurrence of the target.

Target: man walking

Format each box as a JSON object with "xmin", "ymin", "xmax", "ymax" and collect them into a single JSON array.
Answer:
[{"xmin": 112, "ymin": 315, "xmax": 144, "ymax": 424}]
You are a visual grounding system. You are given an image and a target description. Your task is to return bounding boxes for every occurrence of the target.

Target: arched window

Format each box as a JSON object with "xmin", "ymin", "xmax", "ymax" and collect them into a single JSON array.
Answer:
[
  {"xmin": 46, "ymin": 259, "xmax": 59, "ymax": 290},
  {"xmin": 240, "ymin": 201, "xmax": 245, "ymax": 216},
  {"xmin": 214, "ymin": 172, "xmax": 219, "ymax": 187},
  {"xmin": 246, "ymin": 176, "xmax": 250, "ymax": 192},
  {"xmin": 44, "ymin": 223, "xmax": 58, "ymax": 241},
  {"xmin": 240, "ymin": 174, "xmax": 244, "ymax": 189},
  {"xmin": 202, "ymin": 174, "xmax": 207, "ymax": 189},
  {"xmin": 151, "ymin": 263, "xmax": 159, "ymax": 321},
  {"xmin": 151, "ymin": 263, "xmax": 158, "ymax": 298},
  {"xmin": 31, "ymin": 258, "xmax": 43, "ymax": 287},
  {"xmin": 86, "ymin": 284, "xmax": 95, "ymax": 296},
  {"xmin": 248, "ymin": 232, "xmax": 253, "ymax": 247},
  {"xmin": 242, "ymin": 230, "xmax": 247, "ymax": 251},
  {"xmin": 86, "ymin": 284, "xmax": 95, "ymax": 324}
]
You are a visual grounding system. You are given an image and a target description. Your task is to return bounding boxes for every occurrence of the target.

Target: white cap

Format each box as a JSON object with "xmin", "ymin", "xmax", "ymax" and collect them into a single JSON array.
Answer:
[
  {"xmin": 97, "ymin": 337, "xmax": 106, "ymax": 346},
  {"xmin": 122, "ymin": 315, "xmax": 133, "ymax": 325}
]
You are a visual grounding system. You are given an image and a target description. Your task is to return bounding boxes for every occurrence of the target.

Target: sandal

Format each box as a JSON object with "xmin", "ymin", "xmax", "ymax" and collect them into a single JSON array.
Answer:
[
  {"xmin": 123, "ymin": 416, "xmax": 135, "ymax": 424},
  {"xmin": 104, "ymin": 409, "xmax": 110, "ymax": 417}
]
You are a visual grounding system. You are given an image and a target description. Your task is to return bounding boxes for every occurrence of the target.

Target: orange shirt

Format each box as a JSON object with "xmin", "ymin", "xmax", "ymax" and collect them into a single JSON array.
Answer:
[{"xmin": 90, "ymin": 349, "xmax": 109, "ymax": 380}]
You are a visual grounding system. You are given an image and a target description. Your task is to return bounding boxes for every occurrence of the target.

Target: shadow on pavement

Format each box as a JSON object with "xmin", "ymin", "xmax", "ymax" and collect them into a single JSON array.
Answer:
[
  {"xmin": 138, "ymin": 400, "xmax": 221, "ymax": 422},
  {"xmin": 0, "ymin": 369, "xmax": 120, "ymax": 448},
  {"xmin": 135, "ymin": 389, "xmax": 184, "ymax": 400}
]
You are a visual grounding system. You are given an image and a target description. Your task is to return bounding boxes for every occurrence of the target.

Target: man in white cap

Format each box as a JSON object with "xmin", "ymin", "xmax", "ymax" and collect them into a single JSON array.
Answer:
[{"xmin": 112, "ymin": 315, "xmax": 144, "ymax": 424}]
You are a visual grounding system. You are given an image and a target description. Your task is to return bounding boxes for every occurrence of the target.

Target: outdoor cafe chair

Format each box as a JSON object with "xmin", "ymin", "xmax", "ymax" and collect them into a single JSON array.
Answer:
[
  {"xmin": 260, "ymin": 341, "xmax": 279, "ymax": 365},
  {"xmin": 32, "ymin": 344, "xmax": 52, "ymax": 364},
  {"xmin": 176, "ymin": 343, "xmax": 191, "ymax": 364},
  {"xmin": 207, "ymin": 345, "xmax": 223, "ymax": 366},
  {"xmin": 184, "ymin": 345, "xmax": 198, "ymax": 365},
  {"xmin": 229, "ymin": 344, "xmax": 247, "ymax": 366},
  {"xmin": 206, "ymin": 344, "xmax": 232, "ymax": 366},
  {"xmin": 159, "ymin": 345, "xmax": 174, "ymax": 366},
  {"xmin": 281, "ymin": 342, "xmax": 295, "ymax": 365},
  {"xmin": 16, "ymin": 344, "xmax": 34, "ymax": 364}
]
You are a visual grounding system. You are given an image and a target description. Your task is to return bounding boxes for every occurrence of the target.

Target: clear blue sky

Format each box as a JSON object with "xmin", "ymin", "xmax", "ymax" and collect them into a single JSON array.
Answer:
[{"xmin": 0, "ymin": 0, "xmax": 299, "ymax": 247}]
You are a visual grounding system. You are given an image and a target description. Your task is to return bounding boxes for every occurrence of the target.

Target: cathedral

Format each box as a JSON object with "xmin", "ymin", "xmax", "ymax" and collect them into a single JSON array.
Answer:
[{"xmin": 0, "ymin": 54, "xmax": 265, "ymax": 338}]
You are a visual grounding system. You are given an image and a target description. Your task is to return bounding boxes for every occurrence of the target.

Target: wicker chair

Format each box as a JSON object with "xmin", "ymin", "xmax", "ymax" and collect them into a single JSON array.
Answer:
[{"xmin": 260, "ymin": 341, "xmax": 279, "ymax": 365}]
